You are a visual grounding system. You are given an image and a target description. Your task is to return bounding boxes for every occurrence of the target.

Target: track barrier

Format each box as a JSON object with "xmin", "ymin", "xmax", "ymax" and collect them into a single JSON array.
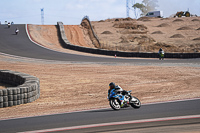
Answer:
[
  {"xmin": 57, "ymin": 16, "xmax": 200, "ymax": 58},
  {"xmin": 0, "ymin": 70, "xmax": 40, "ymax": 108}
]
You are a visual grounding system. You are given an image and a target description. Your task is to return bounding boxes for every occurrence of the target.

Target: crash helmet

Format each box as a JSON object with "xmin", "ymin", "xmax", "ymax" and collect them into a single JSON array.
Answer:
[{"xmin": 109, "ymin": 82, "xmax": 115, "ymax": 89}]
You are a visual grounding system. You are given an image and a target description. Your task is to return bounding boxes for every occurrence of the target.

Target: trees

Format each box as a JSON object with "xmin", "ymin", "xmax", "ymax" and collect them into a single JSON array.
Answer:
[
  {"xmin": 133, "ymin": 0, "xmax": 158, "ymax": 17},
  {"xmin": 132, "ymin": 3, "xmax": 145, "ymax": 18}
]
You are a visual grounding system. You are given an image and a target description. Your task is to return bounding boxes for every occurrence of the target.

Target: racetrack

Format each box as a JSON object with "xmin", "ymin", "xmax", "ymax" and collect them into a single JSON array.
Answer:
[
  {"xmin": 0, "ymin": 24, "xmax": 200, "ymax": 65},
  {"xmin": 0, "ymin": 99, "xmax": 200, "ymax": 133},
  {"xmin": 0, "ymin": 24, "xmax": 200, "ymax": 132}
]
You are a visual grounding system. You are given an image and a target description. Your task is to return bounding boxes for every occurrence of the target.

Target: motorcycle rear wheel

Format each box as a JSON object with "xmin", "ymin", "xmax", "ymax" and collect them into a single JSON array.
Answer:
[
  {"xmin": 110, "ymin": 99, "xmax": 121, "ymax": 110},
  {"xmin": 130, "ymin": 96, "xmax": 141, "ymax": 109}
]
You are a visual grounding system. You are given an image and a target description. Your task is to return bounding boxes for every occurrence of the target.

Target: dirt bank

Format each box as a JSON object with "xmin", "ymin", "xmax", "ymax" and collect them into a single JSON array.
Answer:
[
  {"xmin": 91, "ymin": 17, "xmax": 200, "ymax": 52},
  {"xmin": 64, "ymin": 25, "xmax": 94, "ymax": 48},
  {"xmin": 28, "ymin": 17, "xmax": 200, "ymax": 53},
  {"xmin": 28, "ymin": 24, "xmax": 94, "ymax": 53}
]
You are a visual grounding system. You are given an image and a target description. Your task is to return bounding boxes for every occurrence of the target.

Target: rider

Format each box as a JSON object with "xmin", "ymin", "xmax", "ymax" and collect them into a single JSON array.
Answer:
[
  {"xmin": 15, "ymin": 28, "xmax": 19, "ymax": 34},
  {"xmin": 108, "ymin": 82, "xmax": 132, "ymax": 101},
  {"xmin": 108, "ymin": 82, "xmax": 119, "ymax": 97},
  {"xmin": 158, "ymin": 48, "xmax": 164, "ymax": 60},
  {"xmin": 8, "ymin": 22, "xmax": 11, "ymax": 28}
]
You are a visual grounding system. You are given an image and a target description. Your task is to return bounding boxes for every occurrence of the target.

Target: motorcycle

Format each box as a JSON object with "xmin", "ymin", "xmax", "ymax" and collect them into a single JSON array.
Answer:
[
  {"xmin": 159, "ymin": 50, "xmax": 164, "ymax": 60},
  {"xmin": 15, "ymin": 29, "xmax": 19, "ymax": 35},
  {"xmin": 108, "ymin": 87, "xmax": 141, "ymax": 110}
]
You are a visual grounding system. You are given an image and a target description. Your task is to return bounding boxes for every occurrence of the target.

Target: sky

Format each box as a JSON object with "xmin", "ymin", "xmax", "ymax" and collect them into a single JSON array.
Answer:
[{"xmin": 0, "ymin": 0, "xmax": 199, "ymax": 25}]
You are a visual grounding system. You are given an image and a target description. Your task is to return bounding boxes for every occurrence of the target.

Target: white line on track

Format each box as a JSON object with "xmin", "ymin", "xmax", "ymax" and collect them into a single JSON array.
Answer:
[
  {"xmin": 18, "ymin": 114, "xmax": 200, "ymax": 133},
  {"xmin": 25, "ymin": 24, "xmax": 56, "ymax": 51}
]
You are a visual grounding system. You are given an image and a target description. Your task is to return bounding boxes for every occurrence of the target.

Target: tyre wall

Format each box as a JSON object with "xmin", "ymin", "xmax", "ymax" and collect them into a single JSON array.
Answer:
[
  {"xmin": 57, "ymin": 16, "xmax": 200, "ymax": 58},
  {"xmin": 0, "ymin": 70, "xmax": 40, "ymax": 108}
]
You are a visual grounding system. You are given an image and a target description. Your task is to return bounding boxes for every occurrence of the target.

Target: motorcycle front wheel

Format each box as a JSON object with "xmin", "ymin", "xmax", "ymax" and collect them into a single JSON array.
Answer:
[
  {"xmin": 109, "ymin": 99, "xmax": 121, "ymax": 110},
  {"xmin": 130, "ymin": 96, "xmax": 141, "ymax": 109}
]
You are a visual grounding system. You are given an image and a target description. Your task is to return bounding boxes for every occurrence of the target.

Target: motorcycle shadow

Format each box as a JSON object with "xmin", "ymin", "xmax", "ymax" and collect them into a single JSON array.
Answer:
[
  {"xmin": 88, "ymin": 109, "xmax": 114, "ymax": 113},
  {"xmin": 88, "ymin": 108, "xmax": 131, "ymax": 113}
]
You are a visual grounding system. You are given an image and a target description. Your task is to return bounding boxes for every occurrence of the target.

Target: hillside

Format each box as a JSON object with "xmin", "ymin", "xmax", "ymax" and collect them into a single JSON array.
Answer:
[
  {"xmin": 91, "ymin": 17, "xmax": 200, "ymax": 53},
  {"xmin": 28, "ymin": 17, "xmax": 200, "ymax": 54}
]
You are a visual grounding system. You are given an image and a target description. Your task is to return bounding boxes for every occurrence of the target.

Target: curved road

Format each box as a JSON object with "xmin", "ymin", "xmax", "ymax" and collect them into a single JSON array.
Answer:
[
  {"xmin": 0, "ymin": 24, "xmax": 200, "ymax": 65},
  {"xmin": 0, "ymin": 24, "xmax": 200, "ymax": 132}
]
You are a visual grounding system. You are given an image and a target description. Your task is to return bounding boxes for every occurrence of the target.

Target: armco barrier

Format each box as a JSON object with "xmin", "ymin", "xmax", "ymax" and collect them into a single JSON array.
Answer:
[
  {"xmin": 0, "ymin": 70, "xmax": 40, "ymax": 108},
  {"xmin": 57, "ymin": 17, "xmax": 200, "ymax": 58}
]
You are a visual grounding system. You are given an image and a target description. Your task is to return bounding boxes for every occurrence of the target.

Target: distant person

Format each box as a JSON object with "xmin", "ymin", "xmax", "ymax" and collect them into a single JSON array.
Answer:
[
  {"xmin": 8, "ymin": 22, "xmax": 11, "ymax": 28},
  {"xmin": 158, "ymin": 48, "xmax": 164, "ymax": 60},
  {"xmin": 11, "ymin": 22, "xmax": 14, "ymax": 25}
]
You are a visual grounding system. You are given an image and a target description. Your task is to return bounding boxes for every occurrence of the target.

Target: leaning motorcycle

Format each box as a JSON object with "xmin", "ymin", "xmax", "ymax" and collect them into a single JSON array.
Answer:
[
  {"xmin": 108, "ymin": 88, "xmax": 141, "ymax": 110},
  {"xmin": 15, "ymin": 29, "xmax": 19, "ymax": 35}
]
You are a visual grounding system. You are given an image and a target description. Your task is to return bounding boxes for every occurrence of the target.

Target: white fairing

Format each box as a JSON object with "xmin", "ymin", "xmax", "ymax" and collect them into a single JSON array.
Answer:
[
  {"xmin": 131, "ymin": 97, "xmax": 138, "ymax": 102},
  {"xmin": 115, "ymin": 85, "xmax": 123, "ymax": 91},
  {"xmin": 124, "ymin": 95, "xmax": 129, "ymax": 102}
]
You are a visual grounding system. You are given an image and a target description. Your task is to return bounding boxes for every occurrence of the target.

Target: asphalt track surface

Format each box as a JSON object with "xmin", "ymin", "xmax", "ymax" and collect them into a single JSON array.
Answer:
[
  {"xmin": 0, "ymin": 99, "xmax": 200, "ymax": 133},
  {"xmin": 0, "ymin": 24, "xmax": 200, "ymax": 65},
  {"xmin": 0, "ymin": 24, "xmax": 200, "ymax": 132}
]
